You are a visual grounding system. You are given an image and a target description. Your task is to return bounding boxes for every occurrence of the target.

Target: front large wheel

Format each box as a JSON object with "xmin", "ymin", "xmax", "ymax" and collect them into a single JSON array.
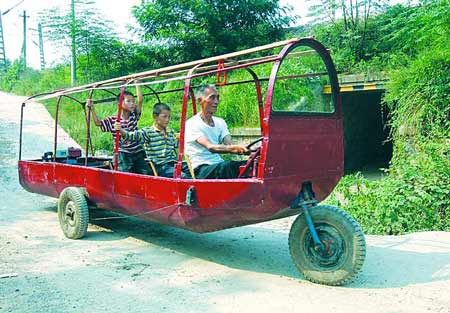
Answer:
[
  {"xmin": 58, "ymin": 187, "xmax": 89, "ymax": 239},
  {"xmin": 289, "ymin": 205, "xmax": 366, "ymax": 285}
]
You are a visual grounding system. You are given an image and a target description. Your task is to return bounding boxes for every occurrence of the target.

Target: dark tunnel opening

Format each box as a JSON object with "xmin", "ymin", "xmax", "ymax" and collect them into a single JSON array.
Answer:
[{"xmin": 342, "ymin": 90, "xmax": 393, "ymax": 175}]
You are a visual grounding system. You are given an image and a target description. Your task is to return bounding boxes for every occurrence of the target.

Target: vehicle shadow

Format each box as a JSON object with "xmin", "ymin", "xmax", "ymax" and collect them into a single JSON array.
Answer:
[
  {"xmin": 87, "ymin": 210, "xmax": 450, "ymax": 288},
  {"xmin": 88, "ymin": 209, "xmax": 300, "ymax": 278}
]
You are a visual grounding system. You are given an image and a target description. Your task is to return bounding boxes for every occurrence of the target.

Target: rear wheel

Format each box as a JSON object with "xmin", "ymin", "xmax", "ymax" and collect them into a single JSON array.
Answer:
[
  {"xmin": 58, "ymin": 187, "xmax": 89, "ymax": 239},
  {"xmin": 289, "ymin": 205, "xmax": 366, "ymax": 285}
]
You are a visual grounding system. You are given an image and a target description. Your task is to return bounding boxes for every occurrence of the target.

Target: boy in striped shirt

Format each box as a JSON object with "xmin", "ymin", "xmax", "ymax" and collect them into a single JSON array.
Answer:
[
  {"xmin": 114, "ymin": 103, "xmax": 189, "ymax": 178},
  {"xmin": 86, "ymin": 85, "xmax": 151, "ymax": 175}
]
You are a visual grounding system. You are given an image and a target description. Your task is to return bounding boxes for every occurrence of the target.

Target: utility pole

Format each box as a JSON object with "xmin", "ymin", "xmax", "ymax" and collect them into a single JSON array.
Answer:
[
  {"xmin": 0, "ymin": 11, "xmax": 6, "ymax": 71},
  {"xmin": 70, "ymin": 0, "xmax": 76, "ymax": 86},
  {"xmin": 38, "ymin": 23, "xmax": 45, "ymax": 70},
  {"xmin": 1, "ymin": 1, "xmax": 26, "ymax": 71},
  {"xmin": 20, "ymin": 10, "xmax": 30, "ymax": 70}
]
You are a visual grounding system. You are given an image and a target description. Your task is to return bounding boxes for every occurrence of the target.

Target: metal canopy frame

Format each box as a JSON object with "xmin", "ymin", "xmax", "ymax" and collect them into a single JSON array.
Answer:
[{"xmin": 19, "ymin": 37, "xmax": 341, "ymax": 180}]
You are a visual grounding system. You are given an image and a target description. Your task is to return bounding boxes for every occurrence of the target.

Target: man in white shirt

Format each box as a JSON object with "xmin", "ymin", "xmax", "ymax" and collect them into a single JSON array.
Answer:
[{"xmin": 185, "ymin": 84, "xmax": 250, "ymax": 179}]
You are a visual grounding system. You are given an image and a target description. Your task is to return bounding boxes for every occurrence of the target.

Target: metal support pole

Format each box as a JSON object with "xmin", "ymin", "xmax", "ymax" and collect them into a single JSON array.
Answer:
[
  {"xmin": 38, "ymin": 23, "xmax": 45, "ymax": 70},
  {"xmin": 0, "ymin": 11, "xmax": 7, "ymax": 70},
  {"xmin": 291, "ymin": 185, "xmax": 324, "ymax": 251},
  {"xmin": 301, "ymin": 203, "xmax": 324, "ymax": 251},
  {"xmin": 70, "ymin": 0, "xmax": 76, "ymax": 86},
  {"xmin": 85, "ymin": 89, "xmax": 95, "ymax": 166},
  {"xmin": 53, "ymin": 97, "xmax": 62, "ymax": 162},
  {"xmin": 19, "ymin": 103, "xmax": 25, "ymax": 160},
  {"xmin": 20, "ymin": 10, "xmax": 29, "ymax": 70},
  {"xmin": 113, "ymin": 88, "xmax": 125, "ymax": 171}
]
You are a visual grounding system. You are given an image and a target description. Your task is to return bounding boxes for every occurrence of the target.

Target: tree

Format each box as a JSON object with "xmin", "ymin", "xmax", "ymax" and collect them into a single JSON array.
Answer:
[
  {"xmin": 306, "ymin": 0, "xmax": 388, "ymax": 62},
  {"xmin": 38, "ymin": 0, "xmax": 125, "ymax": 81},
  {"xmin": 133, "ymin": 0, "xmax": 294, "ymax": 64},
  {"xmin": 378, "ymin": 0, "xmax": 450, "ymax": 58}
]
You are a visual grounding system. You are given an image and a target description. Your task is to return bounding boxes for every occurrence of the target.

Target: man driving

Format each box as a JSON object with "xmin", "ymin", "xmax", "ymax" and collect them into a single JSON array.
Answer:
[{"xmin": 184, "ymin": 84, "xmax": 250, "ymax": 179}]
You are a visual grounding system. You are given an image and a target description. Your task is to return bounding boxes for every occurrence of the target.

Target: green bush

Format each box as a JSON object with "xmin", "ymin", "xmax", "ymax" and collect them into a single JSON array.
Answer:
[
  {"xmin": 384, "ymin": 46, "xmax": 450, "ymax": 139},
  {"xmin": 0, "ymin": 60, "xmax": 23, "ymax": 92},
  {"xmin": 326, "ymin": 136, "xmax": 450, "ymax": 234}
]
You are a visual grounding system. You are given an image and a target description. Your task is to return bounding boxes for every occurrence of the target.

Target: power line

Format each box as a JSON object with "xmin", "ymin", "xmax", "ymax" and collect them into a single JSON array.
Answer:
[{"xmin": 2, "ymin": 0, "xmax": 26, "ymax": 16}]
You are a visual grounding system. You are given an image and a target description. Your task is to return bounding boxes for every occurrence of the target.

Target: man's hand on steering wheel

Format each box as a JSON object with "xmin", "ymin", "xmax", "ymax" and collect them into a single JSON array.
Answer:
[
  {"xmin": 236, "ymin": 137, "xmax": 263, "ymax": 178},
  {"xmin": 229, "ymin": 144, "xmax": 250, "ymax": 155}
]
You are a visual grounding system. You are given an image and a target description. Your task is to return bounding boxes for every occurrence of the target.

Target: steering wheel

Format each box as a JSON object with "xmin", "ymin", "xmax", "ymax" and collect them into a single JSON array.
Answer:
[
  {"xmin": 238, "ymin": 137, "xmax": 263, "ymax": 178},
  {"xmin": 246, "ymin": 137, "xmax": 263, "ymax": 152}
]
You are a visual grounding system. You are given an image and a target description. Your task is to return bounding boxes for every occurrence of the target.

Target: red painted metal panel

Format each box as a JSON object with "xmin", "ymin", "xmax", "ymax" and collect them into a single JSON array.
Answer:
[
  {"xmin": 19, "ymin": 160, "xmax": 305, "ymax": 233},
  {"xmin": 112, "ymin": 173, "xmax": 179, "ymax": 225},
  {"xmin": 18, "ymin": 161, "xmax": 57, "ymax": 197},
  {"xmin": 265, "ymin": 116, "xmax": 343, "ymax": 179}
]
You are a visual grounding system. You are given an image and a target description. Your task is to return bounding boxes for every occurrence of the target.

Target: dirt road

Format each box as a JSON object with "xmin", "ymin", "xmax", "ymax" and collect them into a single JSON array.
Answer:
[{"xmin": 0, "ymin": 92, "xmax": 449, "ymax": 313}]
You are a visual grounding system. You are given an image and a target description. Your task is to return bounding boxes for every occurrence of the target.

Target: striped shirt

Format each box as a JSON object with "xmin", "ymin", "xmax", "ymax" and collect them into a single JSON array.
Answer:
[
  {"xmin": 100, "ymin": 111, "xmax": 143, "ymax": 154},
  {"xmin": 122, "ymin": 125, "xmax": 178, "ymax": 165}
]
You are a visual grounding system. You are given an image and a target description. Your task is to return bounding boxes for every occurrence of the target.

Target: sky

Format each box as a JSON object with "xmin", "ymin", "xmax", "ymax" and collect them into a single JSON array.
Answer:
[{"xmin": 0, "ymin": 0, "xmax": 308, "ymax": 69}]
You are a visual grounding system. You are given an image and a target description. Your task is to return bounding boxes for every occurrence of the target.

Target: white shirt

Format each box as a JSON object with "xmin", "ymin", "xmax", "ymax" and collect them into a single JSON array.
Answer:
[{"xmin": 184, "ymin": 113, "xmax": 230, "ymax": 169}]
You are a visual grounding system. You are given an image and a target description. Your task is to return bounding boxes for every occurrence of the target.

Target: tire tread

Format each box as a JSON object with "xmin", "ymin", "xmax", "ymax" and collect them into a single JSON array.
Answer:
[
  {"xmin": 288, "ymin": 205, "xmax": 366, "ymax": 286},
  {"xmin": 58, "ymin": 187, "xmax": 89, "ymax": 239}
]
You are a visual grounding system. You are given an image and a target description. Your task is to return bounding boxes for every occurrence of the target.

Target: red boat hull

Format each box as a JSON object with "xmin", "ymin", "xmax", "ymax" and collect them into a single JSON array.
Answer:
[{"xmin": 19, "ymin": 150, "xmax": 341, "ymax": 234}]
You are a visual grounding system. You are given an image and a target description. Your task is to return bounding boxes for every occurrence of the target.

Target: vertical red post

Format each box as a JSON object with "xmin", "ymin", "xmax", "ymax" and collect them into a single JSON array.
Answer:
[
  {"xmin": 113, "ymin": 87, "xmax": 125, "ymax": 171},
  {"xmin": 85, "ymin": 89, "xmax": 94, "ymax": 166},
  {"xmin": 216, "ymin": 59, "xmax": 227, "ymax": 86},
  {"xmin": 175, "ymin": 63, "xmax": 202, "ymax": 178}
]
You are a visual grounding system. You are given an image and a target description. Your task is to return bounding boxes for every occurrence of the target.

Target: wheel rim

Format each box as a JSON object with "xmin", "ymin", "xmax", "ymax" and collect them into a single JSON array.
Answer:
[
  {"xmin": 64, "ymin": 201, "xmax": 77, "ymax": 228},
  {"xmin": 303, "ymin": 224, "xmax": 346, "ymax": 269}
]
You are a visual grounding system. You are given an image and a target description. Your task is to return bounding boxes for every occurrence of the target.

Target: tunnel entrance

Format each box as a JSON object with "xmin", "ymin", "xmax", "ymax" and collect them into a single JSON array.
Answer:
[{"xmin": 342, "ymin": 90, "xmax": 392, "ymax": 175}]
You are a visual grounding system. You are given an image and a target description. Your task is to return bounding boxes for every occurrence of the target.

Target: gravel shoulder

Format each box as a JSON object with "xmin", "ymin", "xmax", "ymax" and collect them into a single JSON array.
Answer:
[{"xmin": 0, "ymin": 91, "xmax": 449, "ymax": 313}]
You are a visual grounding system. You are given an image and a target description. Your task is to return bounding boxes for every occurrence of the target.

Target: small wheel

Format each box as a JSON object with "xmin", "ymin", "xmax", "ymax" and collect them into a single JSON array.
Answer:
[
  {"xmin": 58, "ymin": 187, "xmax": 89, "ymax": 239},
  {"xmin": 289, "ymin": 205, "xmax": 366, "ymax": 285}
]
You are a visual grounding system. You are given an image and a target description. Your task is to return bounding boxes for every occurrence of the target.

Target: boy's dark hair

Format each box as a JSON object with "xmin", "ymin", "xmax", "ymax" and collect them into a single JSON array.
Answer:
[
  {"xmin": 116, "ymin": 91, "xmax": 134, "ymax": 102},
  {"xmin": 153, "ymin": 103, "xmax": 171, "ymax": 116}
]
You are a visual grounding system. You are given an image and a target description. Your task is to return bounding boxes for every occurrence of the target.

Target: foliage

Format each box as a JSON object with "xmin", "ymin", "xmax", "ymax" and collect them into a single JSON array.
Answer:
[
  {"xmin": 38, "ymin": 0, "xmax": 118, "ymax": 65},
  {"xmin": 7, "ymin": 66, "xmax": 71, "ymax": 95},
  {"xmin": 300, "ymin": 0, "xmax": 450, "ymax": 72},
  {"xmin": 378, "ymin": 0, "xmax": 450, "ymax": 58},
  {"xmin": 133, "ymin": 0, "xmax": 294, "ymax": 64},
  {"xmin": 303, "ymin": 0, "xmax": 389, "ymax": 69},
  {"xmin": 37, "ymin": 0, "xmax": 161, "ymax": 83},
  {"xmin": 0, "ymin": 60, "xmax": 24, "ymax": 91},
  {"xmin": 384, "ymin": 43, "xmax": 450, "ymax": 140},
  {"xmin": 325, "ymin": 2, "xmax": 450, "ymax": 234},
  {"xmin": 326, "ymin": 135, "xmax": 450, "ymax": 235}
]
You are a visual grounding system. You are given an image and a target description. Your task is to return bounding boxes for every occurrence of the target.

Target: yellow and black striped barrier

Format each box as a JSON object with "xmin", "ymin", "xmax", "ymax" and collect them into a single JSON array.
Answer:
[{"xmin": 323, "ymin": 82, "xmax": 386, "ymax": 94}]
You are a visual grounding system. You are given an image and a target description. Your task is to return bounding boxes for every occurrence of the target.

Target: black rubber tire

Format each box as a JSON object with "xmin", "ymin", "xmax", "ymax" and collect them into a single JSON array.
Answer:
[
  {"xmin": 57, "ymin": 187, "xmax": 89, "ymax": 239},
  {"xmin": 289, "ymin": 205, "xmax": 366, "ymax": 285}
]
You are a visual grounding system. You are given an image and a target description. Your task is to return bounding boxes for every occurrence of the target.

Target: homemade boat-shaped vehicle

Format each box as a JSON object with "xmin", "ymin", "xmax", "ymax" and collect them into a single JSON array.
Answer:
[{"xmin": 19, "ymin": 38, "xmax": 366, "ymax": 285}]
